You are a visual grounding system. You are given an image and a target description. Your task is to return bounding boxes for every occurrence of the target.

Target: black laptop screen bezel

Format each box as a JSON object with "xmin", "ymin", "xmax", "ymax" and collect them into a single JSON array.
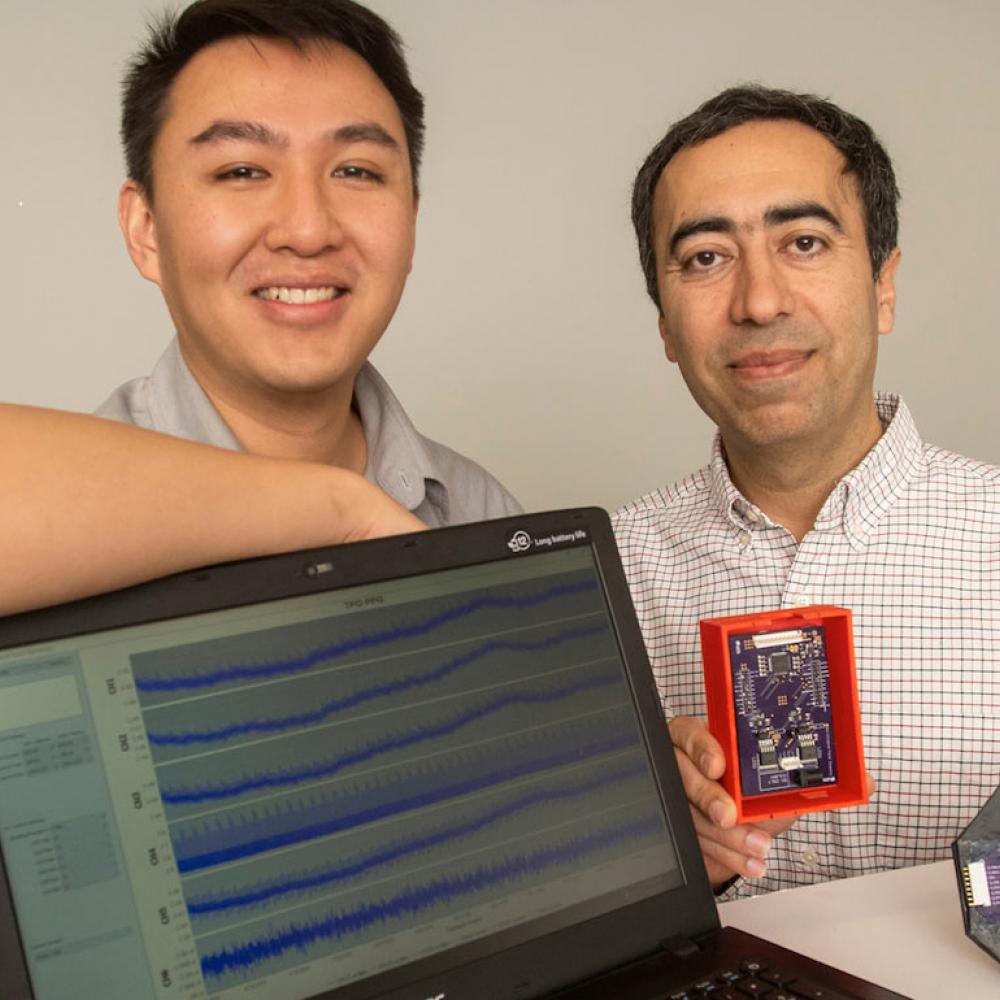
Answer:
[{"xmin": 0, "ymin": 508, "xmax": 719, "ymax": 1000}]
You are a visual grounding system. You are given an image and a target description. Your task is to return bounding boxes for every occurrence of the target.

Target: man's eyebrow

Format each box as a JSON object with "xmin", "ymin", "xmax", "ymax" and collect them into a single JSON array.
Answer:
[
  {"xmin": 668, "ymin": 217, "xmax": 735, "ymax": 258},
  {"xmin": 667, "ymin": 201, "xmax": 845, "ymax": 258},
  {"xmin": 188, "ymin": 120, "xmax": 400, "ymax": 154},
  {"xmin": 764, "ymin": 200, "xmax": 844, "ymax": 233},
  {"xmin": 324, "ymin": 121, "xmax": 400, "ymax": 151},
  {"xmin": 189, "ymin": 120, "xmax": 288, "ymax": 147}
]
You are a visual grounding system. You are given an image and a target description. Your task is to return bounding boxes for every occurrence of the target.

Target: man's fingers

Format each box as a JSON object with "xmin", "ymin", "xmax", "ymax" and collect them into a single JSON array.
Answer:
[
  {"xmin": 669, "ymin": 714, "xmax": 735, "ymax": 829},
  {"xmin": 668, "ymin": 714, "xmax": 798, "ymax": 886},
  {"xmin": 690, "ymin": 807, "xmax": 772, "ymax": 859},
  {"xmin": 674, "ymin": 747, "xmax": 736, "ymax": 829},
  {"xmin": 690, "ymin": 809, "xmax": 769, "ymax": 883},
  {"xmin": 669, "ymin": 715, "xmax": 725, "ymax": 780}
]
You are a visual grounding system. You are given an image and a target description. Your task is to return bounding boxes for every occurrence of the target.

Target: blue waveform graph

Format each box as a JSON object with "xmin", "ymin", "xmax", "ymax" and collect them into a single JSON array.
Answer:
[
  {"xmin": 196, "ymin": 810, "xmax": 667, "ymax": 993},
  {"xmin": 169, "ymin": 708, "xmax": 640, "ymax": 874},
  {"xmin": 157, "ymin": 659, "xmax": 624, "ymax": 811},
  {"xmin": 145, "ymin": 620, "xmax": 610, "ymax": 754},
  {"xmin": 132, "ymin": 572, "xmax": 602, "ymax": 699},
  {"xmin": 130, "ymin": 562, "xmax": 675, "ymax": 999},
  {"xmin": 183, "ymin": 754, "xmax": 651, "ymax": 929}
]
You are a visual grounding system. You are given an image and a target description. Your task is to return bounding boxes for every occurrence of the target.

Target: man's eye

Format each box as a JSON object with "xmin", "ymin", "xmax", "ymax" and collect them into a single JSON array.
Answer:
[
  {"xmin": 216, "ymin": 166, "xmax": 266, "ymax": 181},
  {"xmin": 791, "ymin": 235, "xmax": 824, "ymax": 255},
  {"xmin": 334, "ymin": 165, "xmax": 383, "ymax": 182},
  {"xmin": 684, "ymin": 250, "xmax": 722, "ymax": 271}
]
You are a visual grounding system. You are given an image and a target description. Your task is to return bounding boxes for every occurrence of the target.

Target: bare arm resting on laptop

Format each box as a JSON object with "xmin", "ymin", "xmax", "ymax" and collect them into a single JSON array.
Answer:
[{"xmin": 0, "ymin": 404, "xmax": 424, "ymax": 616}]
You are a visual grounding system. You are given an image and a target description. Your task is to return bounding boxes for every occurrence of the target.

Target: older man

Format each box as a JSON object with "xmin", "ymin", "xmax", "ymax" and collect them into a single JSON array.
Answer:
[
  {"xmin": 97, "ymin": 0, "xmax": 519, "ymax": 526},
  {"xmin": 614, "ymin": 85, "xmax": 1000, "ymax": 897}
]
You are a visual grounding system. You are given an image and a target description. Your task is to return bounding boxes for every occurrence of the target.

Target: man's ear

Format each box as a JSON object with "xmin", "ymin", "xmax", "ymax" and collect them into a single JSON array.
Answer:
[
  {"xmin": 658, "ymin": 311, "xmax": 679, "ymax": 363},
  {"xmin": 876, "ymin": 247, "xmax": 901, "ymax": 336},
  {"xmin": 406, "ymin": 191, "xmax": 419, "ymax": 277},
  {"xmin": 118, "ymin": 180, "xmax": 163, "ymax": 286}
]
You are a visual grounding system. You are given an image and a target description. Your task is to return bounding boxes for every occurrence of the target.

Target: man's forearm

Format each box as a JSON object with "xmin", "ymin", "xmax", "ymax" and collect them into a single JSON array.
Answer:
[{"xmin": 0, "ymin": 404, "xmax": 423, "ymax": 615}]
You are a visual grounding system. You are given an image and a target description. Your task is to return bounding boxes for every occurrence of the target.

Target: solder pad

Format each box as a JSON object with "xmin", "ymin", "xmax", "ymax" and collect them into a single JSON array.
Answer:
[{"xmin": 727, "ymin": 624, "xmax": 838, "ymax": 798}]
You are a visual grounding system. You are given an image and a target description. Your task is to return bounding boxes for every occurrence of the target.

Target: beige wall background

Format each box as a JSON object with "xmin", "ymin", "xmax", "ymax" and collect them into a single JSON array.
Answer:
[{"xmin": 3, "ymin": 0, "xmax": 997, "ymax": 512}]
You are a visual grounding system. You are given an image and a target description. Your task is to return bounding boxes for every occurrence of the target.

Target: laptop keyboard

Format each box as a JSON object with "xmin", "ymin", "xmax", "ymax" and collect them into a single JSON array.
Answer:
[{"xmin": 668, "ymin": 958, "xmax": 855, "ymax": 999}]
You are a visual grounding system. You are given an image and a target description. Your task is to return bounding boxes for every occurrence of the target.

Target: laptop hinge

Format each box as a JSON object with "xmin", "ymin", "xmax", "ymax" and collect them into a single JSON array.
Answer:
[{"xmin": 661, "ymin": 934, "xmax": 701, "ymax": 961}]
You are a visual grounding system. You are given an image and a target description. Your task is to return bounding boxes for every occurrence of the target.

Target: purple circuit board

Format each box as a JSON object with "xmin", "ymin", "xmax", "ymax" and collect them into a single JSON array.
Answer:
[{"xmin": 727, "ymin": 623, "xmax": 838, "ymax": 798}]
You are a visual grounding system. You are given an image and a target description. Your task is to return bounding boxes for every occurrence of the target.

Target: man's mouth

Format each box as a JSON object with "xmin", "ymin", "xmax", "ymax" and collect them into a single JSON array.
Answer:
[
  {"xmin": 253, "ymin": 286, "xmax": 345, "ymax": 305},
  {"xmin": 729, "ymin": 349, "xmax": 813, "ymax": 379},
  {"xmin": 731, "ymin": 350, "xmax": 811, "ymax": 369}
]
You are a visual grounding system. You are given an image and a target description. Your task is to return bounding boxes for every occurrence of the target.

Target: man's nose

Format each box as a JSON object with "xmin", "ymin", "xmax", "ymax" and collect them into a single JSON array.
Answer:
[
  {"xmin": 729, "ymin": 249, "xmax": 794, "ymax": 326},
  {"xmin": 265, "ymin": 174, "xmax": 344, "ymax": 256}
]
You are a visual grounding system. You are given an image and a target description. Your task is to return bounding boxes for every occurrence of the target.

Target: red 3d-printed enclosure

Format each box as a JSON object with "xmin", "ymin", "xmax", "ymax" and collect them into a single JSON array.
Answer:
[{"xmin": 699, "ymin": 606, "xmax": 868, "ymax": 823}]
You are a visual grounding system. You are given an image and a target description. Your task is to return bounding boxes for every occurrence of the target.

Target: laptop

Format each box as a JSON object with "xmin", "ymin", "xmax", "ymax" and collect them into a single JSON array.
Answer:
[{"xmin": 0, "ymin": 508, "xmax": 907, "ymax": 1000}]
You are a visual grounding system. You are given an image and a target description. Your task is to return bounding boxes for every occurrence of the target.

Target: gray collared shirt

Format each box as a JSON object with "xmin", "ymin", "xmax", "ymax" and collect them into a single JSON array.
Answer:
[{"xmin": 96, "ymin": 339, "xmax": 522, "ymax": 527}]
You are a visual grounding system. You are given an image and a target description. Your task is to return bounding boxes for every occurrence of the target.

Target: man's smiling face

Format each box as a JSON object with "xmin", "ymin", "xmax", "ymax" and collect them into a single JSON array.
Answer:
[
  {"xmin": 119, "ymin": 36, "xmax": 417, "ymax": 409},
  {"xmin": 652, "ymin": 119, "xmax": 899, "ymax": 456}
]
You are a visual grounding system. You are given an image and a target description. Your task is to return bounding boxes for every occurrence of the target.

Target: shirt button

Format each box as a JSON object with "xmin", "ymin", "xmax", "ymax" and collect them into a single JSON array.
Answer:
[
  {"xmin": 740, "ymin": 531, "xmax": 752, "ymax": 547},
  {"xmin": 801, "ymin": 848, "xmax": 821, "ymax": 867}
]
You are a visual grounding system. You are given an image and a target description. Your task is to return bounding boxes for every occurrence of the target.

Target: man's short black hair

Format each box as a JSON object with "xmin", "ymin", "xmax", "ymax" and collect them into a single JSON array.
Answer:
[
  {"xmin": 632, "ymin": 85, "xmax": 900, "ymax": 311},
  {"xmin": 121, "ymin": 0, "xmax": 425, "ymax": 199}
]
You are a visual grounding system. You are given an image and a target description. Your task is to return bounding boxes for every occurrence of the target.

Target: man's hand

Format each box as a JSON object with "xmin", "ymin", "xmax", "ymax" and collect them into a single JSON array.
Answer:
[
  {"xmin": 339, "ymin": 473, "xmax": 427, "ymax": 542},
  {"xmin": 668, "ymin": 715, "xmax": 794, "ymax": 888}
]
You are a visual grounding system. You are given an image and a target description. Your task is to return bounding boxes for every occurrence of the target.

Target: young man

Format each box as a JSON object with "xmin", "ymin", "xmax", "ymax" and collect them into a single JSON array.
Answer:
[
  {"xmin": 614, "ymin": 86, "xmax": 1000, "ymax": 898},
  {"xmin": 98, "ymin": 0, "xmax": 520, "ymax": 526},
  {"xmin": 1, "ymin": 403, "xmax": 423, "ymax": 616}
]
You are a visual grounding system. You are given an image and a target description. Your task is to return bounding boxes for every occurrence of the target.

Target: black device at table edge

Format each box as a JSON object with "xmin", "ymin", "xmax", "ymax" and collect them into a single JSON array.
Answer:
[
  {"xmin": 0, "ymin": 508, "xmax": 909, "ymax": 1000},
  {"xmin": 953, "ymin": 783, "xmax": 1000, "ymax": 964}
]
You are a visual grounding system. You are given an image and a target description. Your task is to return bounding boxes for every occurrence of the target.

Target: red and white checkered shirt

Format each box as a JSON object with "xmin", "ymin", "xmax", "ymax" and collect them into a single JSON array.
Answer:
[{"xmin": 613, "ymin": 394, "xmax": 1000, "ymax": 898}]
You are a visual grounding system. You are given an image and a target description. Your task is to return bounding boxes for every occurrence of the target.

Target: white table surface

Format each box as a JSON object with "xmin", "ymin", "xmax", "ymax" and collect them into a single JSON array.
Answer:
[{"xmin": 718, "ymin": 860, "xmax": 1000, "ymax": 999}]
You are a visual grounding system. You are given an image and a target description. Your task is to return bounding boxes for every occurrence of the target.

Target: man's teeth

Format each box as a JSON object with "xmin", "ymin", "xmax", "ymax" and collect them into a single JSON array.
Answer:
[{"xmin": 256, "ymin": 286, "xmax": 340, "ymax": 304}]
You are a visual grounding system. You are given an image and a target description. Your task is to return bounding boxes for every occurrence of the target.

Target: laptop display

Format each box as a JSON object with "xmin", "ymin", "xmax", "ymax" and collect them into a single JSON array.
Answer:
[{"xmin": 0, "ymin": 510, "xmax": 711, "ymax": 1000}]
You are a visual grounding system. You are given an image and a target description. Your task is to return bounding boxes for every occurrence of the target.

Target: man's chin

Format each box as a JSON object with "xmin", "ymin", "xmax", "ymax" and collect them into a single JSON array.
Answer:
[
  {"xmin": 725, "ymin": 403, "xmax": 819, "ymax": 451},
  {"xmin": 256, "ymin": 369, "xmax": 358, "ymax": 400},
  {"xmin": 248, "ymin": 349, "xmax": 367, "ymax": 397}
]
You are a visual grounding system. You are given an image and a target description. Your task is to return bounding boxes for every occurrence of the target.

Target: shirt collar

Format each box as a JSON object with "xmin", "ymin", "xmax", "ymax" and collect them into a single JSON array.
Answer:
[
  {"xmin": 150, "ymin": 340, "xmax": 451, "ymax": 518},
  {"xmin": 708, "ymin": 393, "xmax": 924, "ymax": 549},
  {"xmin": 708, "ymin": 434, "xmax": 762, "ymax": 539},
  {"xmin": 353, "ymin": 363, "xmax": 451, "ymax": 518},
  {"xmin": 829, "ymin": 393, "xmax": 924, "ymax": 548},
  {"xmin": 148, "ymin": 339, "xmax": 242, "ymax": 450}
]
